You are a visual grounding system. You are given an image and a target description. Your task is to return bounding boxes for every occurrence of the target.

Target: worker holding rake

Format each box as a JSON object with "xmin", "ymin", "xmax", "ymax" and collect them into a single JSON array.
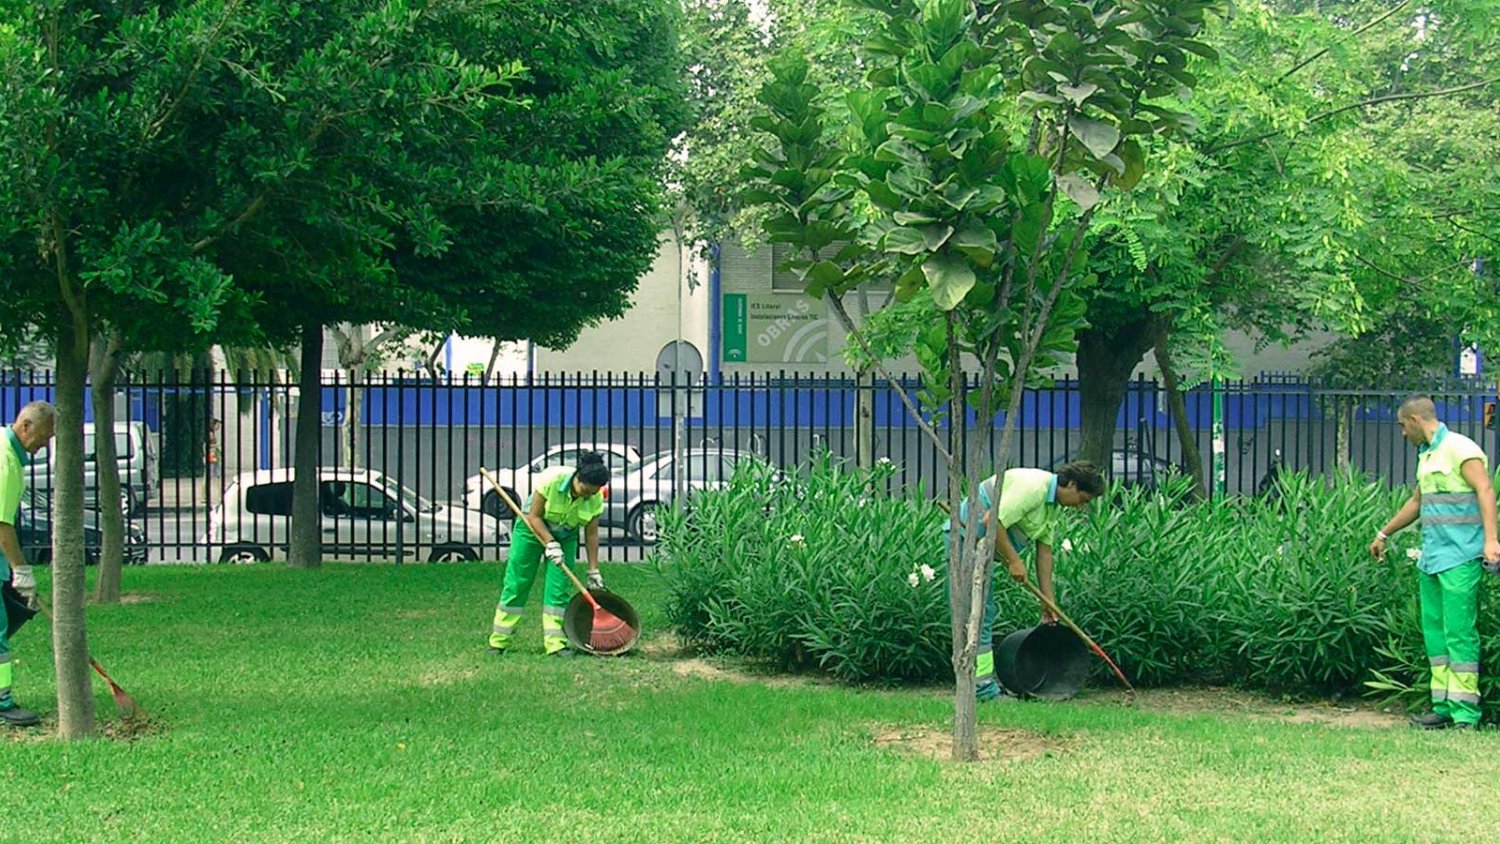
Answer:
[
  {"xmin": 486, "ymin": 451, "xmax": 611, "ymax": 658},
  {"xmin": 1370, "ymin": 395, "xmax": 1500, "ymax": 730},
  {"xmin": 1, "ymin": 401, "xmax": 57, "ymax": 728},
  {"xmin": 947, "ymin": 461, "xmax": 1105, "ymax": 702}
]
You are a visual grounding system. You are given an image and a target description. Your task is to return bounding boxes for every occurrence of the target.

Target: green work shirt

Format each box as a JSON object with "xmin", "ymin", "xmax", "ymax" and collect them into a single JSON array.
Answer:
[
  {"xmin": 1416, "ymin": 424, "xmax": 1488, "ymax": 575},
  {"xmin": 534, "ymin": 465, "xmax": 605, "ymax": 533},
  {"xmin": 1, "ymin": 428, "xmax": 27, "ymax": 527},
  {"xmin": 947, "ymin": 468, "xmax": 1060, "ymax": 550}
]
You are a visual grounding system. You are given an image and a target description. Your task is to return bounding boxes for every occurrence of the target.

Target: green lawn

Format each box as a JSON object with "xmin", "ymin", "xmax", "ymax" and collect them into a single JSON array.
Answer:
[{"xmin": 5, "ymin": 562, "xmax": 1497, "ymax": 843}]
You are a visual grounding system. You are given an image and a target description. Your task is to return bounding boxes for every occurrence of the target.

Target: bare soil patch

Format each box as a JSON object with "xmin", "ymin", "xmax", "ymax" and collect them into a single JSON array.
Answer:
[{"xmin": 872, "ymin": 724, "xmax": 1072, "ymax": 763}]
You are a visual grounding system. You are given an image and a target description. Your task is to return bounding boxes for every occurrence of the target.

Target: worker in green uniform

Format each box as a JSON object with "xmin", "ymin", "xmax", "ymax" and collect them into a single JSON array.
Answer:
[
  {"xmin": 946, "ymin": 461, "xmax": 1105, "ymax": 702},
  {"xmin": 487, "ymin": 451, "xmax": 611, "ymax": 657},
  {"xmin": 1, "ymin": 402, "xmax": 58, "ymax": 728},
  {"xmin": 1371, "ymin": 395, "xmax": 1500, "ymax": 730}
]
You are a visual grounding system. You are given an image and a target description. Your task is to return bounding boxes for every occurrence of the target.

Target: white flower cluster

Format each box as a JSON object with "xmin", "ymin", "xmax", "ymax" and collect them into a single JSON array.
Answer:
[{"xmin": 907, "ymin": 563, "xmax": 937, "ymax": 588}]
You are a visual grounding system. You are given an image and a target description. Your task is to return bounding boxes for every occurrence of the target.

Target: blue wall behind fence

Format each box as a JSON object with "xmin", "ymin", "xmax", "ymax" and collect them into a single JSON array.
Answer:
[{"xmin": 3, "ymin": 378, "xmax": 1490, "ymax": 432}]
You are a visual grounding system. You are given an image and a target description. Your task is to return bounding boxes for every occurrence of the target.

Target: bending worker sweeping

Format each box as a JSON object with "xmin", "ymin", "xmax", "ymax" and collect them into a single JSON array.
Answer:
[
  {"xmin": 486, "ymin": 451, "xmax": 611, "ymax": 658},
  {"xmin": 946, "ymin": 460, "xmax": 1105, "ymax": 702},
  {"xmin": 1370, "ymin": 395, "xmax": 1500, "ymax": 730}
]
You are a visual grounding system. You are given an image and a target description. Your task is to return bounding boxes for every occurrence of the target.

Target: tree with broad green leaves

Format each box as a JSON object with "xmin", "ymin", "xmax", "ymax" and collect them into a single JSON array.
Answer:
[
  {"xmin": 1067, "ymin": 0, "xmax": 1500, "ymax": 490},
  {"xmin": 743, "ymin": 0, "xmax": 1221, "ymax": 760},
  {"xmin": 0, "ymin": 0, "xmax": 685, "ymax": 736}
]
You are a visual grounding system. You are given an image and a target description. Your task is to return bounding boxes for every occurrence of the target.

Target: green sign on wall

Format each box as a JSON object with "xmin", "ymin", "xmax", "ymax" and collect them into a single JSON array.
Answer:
[
  {"xmin": 723, "ymin": 293, "xmax": 748, "ymax": 362},
  {"xmin": 722, "ymin": 293, "xmax": 827, "ymax": 364}
]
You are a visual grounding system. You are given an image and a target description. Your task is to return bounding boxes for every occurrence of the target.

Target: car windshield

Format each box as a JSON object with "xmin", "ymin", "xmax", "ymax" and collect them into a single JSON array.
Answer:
[
  {"xmin": 383, "ymin": 481, "xmax": 439, "ymax": 513},
  {"xmin": 82, "ymin": 430, "xmax": 133, "ymax": 459}
]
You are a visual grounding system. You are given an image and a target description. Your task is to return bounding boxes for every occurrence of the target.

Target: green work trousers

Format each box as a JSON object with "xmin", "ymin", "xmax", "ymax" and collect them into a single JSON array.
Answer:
[
  {"xmin": 489, "ymin": 521, "xmax": 580, "ymax": 654},
  {"xmin": 1420, "ymin": 561, "xmax": 1483, "ymax": 725}
]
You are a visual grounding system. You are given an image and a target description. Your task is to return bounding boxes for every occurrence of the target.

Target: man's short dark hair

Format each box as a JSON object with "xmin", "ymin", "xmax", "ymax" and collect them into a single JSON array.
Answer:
[
  {"xmin": 1399, "ymin": 394, "xmax": 1437, "ymax": 421},
  {"xmin": 1056, "ymin": 461, "xmax": 1106, "ymax": 497}
]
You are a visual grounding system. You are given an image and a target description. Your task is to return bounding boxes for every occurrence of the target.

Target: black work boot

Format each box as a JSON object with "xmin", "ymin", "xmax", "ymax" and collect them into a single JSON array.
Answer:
[
  {"xmin": 0, "ymin": 705, "xmax": 41, "ymax": 727},
  {"xmin": 1410, "ymin": 711, "xmax": 1454, "ymax": 730},
  {"xmin": 485, "ymin": 647, "xmax": 506, "ymax": 657},
  {"xmin": 549, "ymin": 648, "xmax": 578, "ymax": 659}
]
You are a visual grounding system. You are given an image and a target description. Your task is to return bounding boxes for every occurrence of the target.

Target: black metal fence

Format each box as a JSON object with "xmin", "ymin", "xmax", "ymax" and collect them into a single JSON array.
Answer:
[{"xmin": 2, "ymin": 370, "xmax": 1495, "ymax": 563}]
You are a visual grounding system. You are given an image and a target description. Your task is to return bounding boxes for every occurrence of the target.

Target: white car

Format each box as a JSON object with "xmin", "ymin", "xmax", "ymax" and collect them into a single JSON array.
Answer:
[
  {"xmin": 206, "ymin": 468, "xmax": 506, "ymax": 563},
  {"xmin": 463, "ymin": 443, "xmax": 641, "ymax": 519}
]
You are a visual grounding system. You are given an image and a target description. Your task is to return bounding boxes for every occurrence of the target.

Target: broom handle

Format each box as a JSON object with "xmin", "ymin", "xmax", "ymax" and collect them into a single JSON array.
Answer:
[
  {"xmin": 30, "ymin": 597, "xmax": 128, "ymax": 691},
  {"xmin": 935, "ymin": 500, "xmax": 1133, "ymax": 694},
  {"xmin": 1016, "ymin": 578, "xmax": 1135, "ymax": 694},
  {"xmin": 482, "ymin": 469, "xmax": 603, "ymax": 611}
]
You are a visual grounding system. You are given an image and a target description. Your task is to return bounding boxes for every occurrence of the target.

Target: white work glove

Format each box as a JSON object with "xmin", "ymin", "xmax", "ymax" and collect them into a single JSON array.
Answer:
[
  {"xmin": 543, "ymin": 541, "xmax": 565, "ymax": 566},
  {"xmin": 11, "ymin": 565, "xmax": 36, "ymax": 599},
  {"xmin": 587, "ymin": 569, "xmax": 604, "ymax": 591}
]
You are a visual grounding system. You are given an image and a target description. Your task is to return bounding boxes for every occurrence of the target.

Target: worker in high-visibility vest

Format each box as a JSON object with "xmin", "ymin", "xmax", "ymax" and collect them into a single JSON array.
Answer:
[
  {"xmin": 1, "ymin": 402, "xmax": 58, "ymax": 728},
  {"xmin": 487, "ymin": 452, "xmax": 611, "ymax": 657},
  {"xmin": 1371, "ymin": 395, "xmax": 1500, "ymax": 730},
  {"xmin": 946, "ymin": 461, "xmax": 1105, "ymax": 702}
]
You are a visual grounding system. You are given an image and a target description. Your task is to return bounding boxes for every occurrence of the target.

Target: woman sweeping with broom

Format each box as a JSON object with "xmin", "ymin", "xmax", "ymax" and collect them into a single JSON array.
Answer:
[{"xmin": 485, "ymin": 451, "xmax": 612, "ymax": 658}]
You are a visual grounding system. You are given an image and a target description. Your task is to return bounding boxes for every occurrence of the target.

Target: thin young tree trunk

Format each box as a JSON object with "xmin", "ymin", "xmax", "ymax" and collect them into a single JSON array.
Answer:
[
  {"xmin": 1153, "ymin": 326, "xmax": 1207, "ymax": 500},
  {"xmin": 855, "ymin": 365, "xmax": 875, "ymax": 469},
  {"xmin": 943, "ymin": 310, "xmax": 976, "ymax": 762},
  {"xmin": 288, "ymin": 323, "xmax": 324, "ymax": 569},
  {"xmin": 53, "ymin": 318, "xmax": 96, "ymax": 738},
  {"xmin": 90, "ymin": 333, "xmax": 126, "ymax": 603}
]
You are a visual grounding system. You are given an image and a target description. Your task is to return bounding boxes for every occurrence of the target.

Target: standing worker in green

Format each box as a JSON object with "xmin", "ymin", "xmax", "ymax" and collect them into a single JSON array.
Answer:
[
  {"xmin": 1, "ymin": 401, "xmax": 58, "ymax": 727},
  {"xmin": 947, "ymin": 461, "xmax": 1105, "ymax": 701},
  {"xmin": 487, "ymin": 451, "xmax": 611, "ymax": 657},
  {"xmin": 1371, "ymin": 395, "xmax": 1500, "ymax": 730}
]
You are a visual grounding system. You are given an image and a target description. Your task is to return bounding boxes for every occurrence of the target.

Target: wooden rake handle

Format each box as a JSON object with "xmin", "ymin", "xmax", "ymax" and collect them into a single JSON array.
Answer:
[
  {"xmin": 479, "ymin": 468, "xmax": 602, "ymax": 611},
  {"xmin": 31, "ymin": 597, "xmax": 133, "ymax": 696}
]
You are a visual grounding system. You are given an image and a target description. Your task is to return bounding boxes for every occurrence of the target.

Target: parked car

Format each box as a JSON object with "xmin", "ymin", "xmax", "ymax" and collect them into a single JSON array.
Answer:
[
  {"xmin": 206, "ymin": 468, "xmax": 507, "ymax": 563},
  {"xmin": 463, "ymin": 442, "xmax": 642, "ymax": 519},
  {"xmin": 28, "ymin": 421, "xmax": 157, "ymax": 516},
  {"xmin": 18, "ymin": 502, "xmax": 149, "ymax": 566},
  {"xmin": 1053, "ymin": 449, "xmax": 1180, "ymax": 491},
  {"xmin": 606, "ymin": 448, "xmax": 770, "ymax": 543}
]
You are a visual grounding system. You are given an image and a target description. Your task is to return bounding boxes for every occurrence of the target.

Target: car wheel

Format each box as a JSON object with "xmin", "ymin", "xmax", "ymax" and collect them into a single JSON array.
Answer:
[
  {"xmin": 481, "ymin": 491, "xmax": 502, "ymax": 519},
  {"xmin": 428, "ymin": 545, "xmax": 478, "ymax": 563},
  {"xmin": 627, "ymin": 503, "xmax": 659, "ymax": 544},
  {"xmin": 220, "ymin": 544, "xmax": 270, "ymax": 564}
]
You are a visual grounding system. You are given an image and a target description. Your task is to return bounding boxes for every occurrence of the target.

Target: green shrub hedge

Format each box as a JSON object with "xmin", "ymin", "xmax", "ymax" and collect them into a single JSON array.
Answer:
[{"xmin": 657, "ymin": 458, "xmax": 1500, "ymax": 716}]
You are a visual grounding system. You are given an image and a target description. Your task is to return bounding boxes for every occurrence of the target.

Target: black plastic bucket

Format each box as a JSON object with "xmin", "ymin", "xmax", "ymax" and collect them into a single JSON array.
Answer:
[
  {"xmin": 995, "ymin": 624, "xmax": 1090, "ymax": 700},
  {"xmin": 562, "ymin": 589, "xmax": 641, "ymax": 656}
]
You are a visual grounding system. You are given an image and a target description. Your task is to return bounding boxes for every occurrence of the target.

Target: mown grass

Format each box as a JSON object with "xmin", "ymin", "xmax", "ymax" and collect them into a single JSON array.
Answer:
[{"xmin": 5, "ymin": 562, "xmax": 1497, "ymax": 843}]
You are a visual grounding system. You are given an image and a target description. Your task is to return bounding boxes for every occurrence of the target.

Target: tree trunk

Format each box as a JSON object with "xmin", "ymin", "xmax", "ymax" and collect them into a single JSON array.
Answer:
[
  {"xmin": 1075, "ymin": 319, "xmax": 1157, "ymax": 470},
  {"xmin": 944, "ymin": 312, "xmax": 977, "ymax": 762},
  {"xmin": 53, "ymin": 320, "xmax": 96, "ymax": 738},
  {"xmin": 855, "ymin": 365, "xmax": 875, "ymax": 469},
  {"xmin": 1153, "ymin": 327, "xmax": 1207, "ymax": 500},
  {"xmin": 90, "ymin": 334, "xmax": 126, "ymax": 603},
  {"xmin": 288, "ymin": 324, "xmax": 324, "ymax": 569}
]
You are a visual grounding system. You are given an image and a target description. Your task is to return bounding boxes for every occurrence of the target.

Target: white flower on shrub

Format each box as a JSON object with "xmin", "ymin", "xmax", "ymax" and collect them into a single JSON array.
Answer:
[
  {"xmin": 789, "ymin": 534, "xmax": 806, "ymax": 547},
  {"xmin": 907, "ymin": 572, "xmax": 920, "ymax": 588},
  {"xmin": 920, "ymin": 564, "xmax": 936, "ymax": 583},
  {"xmin": 877, "ymin": 457, "xmax": 892, "ymax": 466},
  {"xmin": 1061, "ymin": 539, "xmax": 1073, "ymax": 552},
  {"xmin": 857, "ymin": 497, "xmax": 870, "ymax": 508},
  {"xmin": 1406, "ymin": 547, "xmax": 1422, "ymax": 562}
]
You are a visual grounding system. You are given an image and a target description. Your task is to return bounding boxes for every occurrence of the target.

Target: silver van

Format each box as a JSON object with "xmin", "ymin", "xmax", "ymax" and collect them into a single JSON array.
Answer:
[
  {"xmin": 205, "ymin": 467, "xmax": 507, "ymax": 563},
  {"xmin": 28, "ymin": 421, "xmax": 158, "ymax": 516}
]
